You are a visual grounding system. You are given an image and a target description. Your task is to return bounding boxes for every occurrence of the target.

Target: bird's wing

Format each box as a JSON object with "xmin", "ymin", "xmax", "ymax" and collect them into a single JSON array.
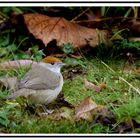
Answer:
[
  {"xmin": 19, "ymin": 64, "xmax": 61, "ymax": 90},
  {"xmin": 7, "ymin": 88, "xmax": 36, "ymax": 100}
]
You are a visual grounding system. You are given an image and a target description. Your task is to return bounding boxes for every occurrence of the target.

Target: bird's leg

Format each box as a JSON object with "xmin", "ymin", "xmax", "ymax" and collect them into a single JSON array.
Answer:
[{"xmin": 40, "ymin": 105, "xmax": 54, "ymax": 117}]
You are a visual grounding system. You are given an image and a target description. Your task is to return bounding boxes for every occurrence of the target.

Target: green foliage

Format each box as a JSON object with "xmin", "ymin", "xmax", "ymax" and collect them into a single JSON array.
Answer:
[
  {"xmin": 0, "ymin": 7, "xmax": 140, "ymax": 133},
  {"xmin": 116, "ymin": 39, "xmax": 140, "ymax": 51},
  {"xmin": 0, "ymin": 111, "xmax": 10, "ymax": 127},
  {"xmin": 0, "ymin": 57, "xmax": 140, "ymax": 133},
  {"xmin": 0, "ymin": 101, "xmax": 20, "ymax": 129},
  {"xmin": 30, "ymin": 45, "xmax": 45, "ymax": 61},
  {"xmin": 62, "ymin": 43, "xmax": 74, "ymax": 54},
  {"xmin": 114, "ymin": 97, "xmax": 140, "ymax": 121},
  {"xmin": 0, "ymin": 31, "xmax": 45, "ymax": 61},
  {"xmin": 106, "ymin": 39, "xmax": 140, "ymax": 58},
  {"xmin": 104, "ymin": 7, "xmax": 132, "ymax": 17},
  {"xmin": 0, "ymin": 7, "xmax": 37, "ymax": 16}
]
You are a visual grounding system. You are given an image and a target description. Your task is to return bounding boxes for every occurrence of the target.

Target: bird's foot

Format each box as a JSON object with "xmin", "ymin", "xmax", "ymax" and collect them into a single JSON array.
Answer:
[{"xmin": 40, "ymin": 105, "xmax": 54, "ymax": 117}]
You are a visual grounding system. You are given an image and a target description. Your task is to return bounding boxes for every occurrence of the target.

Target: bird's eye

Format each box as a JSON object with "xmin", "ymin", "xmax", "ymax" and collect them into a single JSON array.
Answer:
[{"xmin": 51, "ymin": 62, "xmax": 55, "ymax": 65}]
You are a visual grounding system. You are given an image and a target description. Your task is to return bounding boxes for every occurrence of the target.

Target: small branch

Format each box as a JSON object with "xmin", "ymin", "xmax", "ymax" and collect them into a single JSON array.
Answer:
[
  {"xmin": 119, "ymin": 77, "xmax": 140, "ymax": 94},
  {"xmin": 101, "ymin": 61, "xmax": 115, "ymax": 73},
  {"xmin": 73, "ymin": 16, "xmax": 139, "ymax": 24},
  {"xmin": 100, "ymin": 60, "xmax": 140, "ymax": 95},
  {"xmin": 71, "ymin": 7, "xmax": 90, "ymax": 22}
]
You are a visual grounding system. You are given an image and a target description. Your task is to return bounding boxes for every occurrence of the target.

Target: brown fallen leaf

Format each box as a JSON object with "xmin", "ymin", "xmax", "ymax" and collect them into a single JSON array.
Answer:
[
  {"xmin": 135, "ymin": 67, "xmax": 140, "ymax": 74},
  {"xmin": 84, "ymin": 79, "xmax": 106, "ymax": 93},
  {"xmin": 125, "ymin": 19, "xmax": 140, "ymax": 35},
  {"xmin": 23, "ymin": 13, "xmax": 108, "ymax": 49},
  {"xmin": 0, "ymin": 60, "xmax": 37, "ymax": 70},
  {"xmin": 75, "ymin": 96, "xmax": 97, "ymax": 117},
  {"xmin": 75, "ymin": 96, "xmax": 103, "ymax": 121}
]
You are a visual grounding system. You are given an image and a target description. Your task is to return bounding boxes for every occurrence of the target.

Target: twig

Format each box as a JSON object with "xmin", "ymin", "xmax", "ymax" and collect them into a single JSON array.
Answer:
[
  {"xmin": 73, "ymin": 16, "xmax": 139, "ymax": 24},
  {"xmin": 119, "ymin": 77, "xmax": 140, "ymax": 94},
  {"xmin": 100, "ymin": 60, "xmax": 140, "ymax": 95},
  {"xmin": 101, "ymin": 61, "xmax": 115, "ymax": 73},
  {"xmin": 71, "ymin": 7, "xmax": 90, "ymax": 22}
]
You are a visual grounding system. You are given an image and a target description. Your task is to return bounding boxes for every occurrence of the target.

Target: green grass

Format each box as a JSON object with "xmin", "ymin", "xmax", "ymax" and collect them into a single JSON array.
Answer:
[
  {"xmin": 1, "ymin": 7, "xmax": 140, "ymax": 133},
  {"xmin": 1, "ymin": 56, "xmax": 140, "ymax": 133}
]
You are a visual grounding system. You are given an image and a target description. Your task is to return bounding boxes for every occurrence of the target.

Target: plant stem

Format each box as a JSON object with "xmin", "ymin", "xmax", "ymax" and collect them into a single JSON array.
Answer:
[{"xmin": 101, "ymin": 60, "xmax": 140, "ymax": 95}]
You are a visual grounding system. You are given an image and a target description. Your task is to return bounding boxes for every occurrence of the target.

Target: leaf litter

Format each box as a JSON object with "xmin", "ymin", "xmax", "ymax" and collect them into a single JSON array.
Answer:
[
  {"xmin": 75, "ymin": 96, "xmax": 100, "ymax": 122},
  {"xmin": 84, "ymin": 79, "xmax": 106, "ymax": 93},
  {"xmin": 23, "ymin": 13, "xmax": 108, "ymax": 49}
]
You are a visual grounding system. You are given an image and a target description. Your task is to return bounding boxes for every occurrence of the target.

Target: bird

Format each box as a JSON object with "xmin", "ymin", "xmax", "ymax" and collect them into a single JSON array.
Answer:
[{"xmin": 7, "ymin": 56, "xmax": 65, "ymax": 105}]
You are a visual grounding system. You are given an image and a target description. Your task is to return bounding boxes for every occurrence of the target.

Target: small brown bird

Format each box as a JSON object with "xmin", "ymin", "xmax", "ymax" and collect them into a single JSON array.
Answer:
[{"xmin": 8, "ymin": 56, "xmax": 65, "ymax": 105}]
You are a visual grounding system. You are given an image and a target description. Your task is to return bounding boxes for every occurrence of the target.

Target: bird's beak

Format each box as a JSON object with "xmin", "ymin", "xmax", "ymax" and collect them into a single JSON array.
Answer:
[{"xmin": 59, "ymin": 62, "xmax": 66, "ymax": 66}]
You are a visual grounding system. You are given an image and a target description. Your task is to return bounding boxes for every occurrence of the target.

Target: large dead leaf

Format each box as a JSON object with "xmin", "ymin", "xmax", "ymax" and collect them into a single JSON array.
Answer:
[
  {"xmin": 23, "ymin": 13, "xmax": 108, "ymax": 49},
  {"xmin": 75, "ymin": 96, "xmax": 103, "ymax": 121}
]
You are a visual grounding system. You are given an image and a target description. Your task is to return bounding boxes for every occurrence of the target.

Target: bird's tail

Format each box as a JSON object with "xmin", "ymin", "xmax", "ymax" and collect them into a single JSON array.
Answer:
[{"xmin": 6, "ymin": 88, "xmax": 32, "ymax": 100}]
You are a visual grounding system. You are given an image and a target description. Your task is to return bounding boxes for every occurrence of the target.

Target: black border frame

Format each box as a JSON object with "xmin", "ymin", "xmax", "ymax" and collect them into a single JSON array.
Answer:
[
  {"xmin": 0, "ymin": 1, "xmax": 140, "ymax": 137},
  {"xmin": 0, "ymin": 1, "xmax": 139, "ymax": 3}
]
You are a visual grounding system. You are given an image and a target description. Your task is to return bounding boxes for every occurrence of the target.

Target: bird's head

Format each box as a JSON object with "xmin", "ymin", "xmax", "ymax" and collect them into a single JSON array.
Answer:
[{"xmin": 41, "ymin": 56, "xmax": 65, "ymax": 73}]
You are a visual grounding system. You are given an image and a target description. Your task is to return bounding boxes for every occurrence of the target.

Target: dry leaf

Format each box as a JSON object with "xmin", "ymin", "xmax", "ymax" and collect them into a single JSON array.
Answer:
[
  {"xmin": 0, "ymin": 60, "xmax": 37, "ymax": 70},
  {"xmin": 100, "ymin": 81, "xmax": 107, "ymax": 89},
  {"xmin": 75, "ymin": 96, "xmax": 98, "ymax": 121},
  {"xmin": 135, "ymin": 67, "xmax": 140, "ymax": 74},
  {"xmin": 127, "ymin": 20, "xmax": 140, "ymax": 35},
  {"xmin": 23, "ymin": 13, "xmax": 108, "ymax": 49},
  {"xmin": 84, "ymin": 79, "xmax": 106, "ymax": 93}
]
